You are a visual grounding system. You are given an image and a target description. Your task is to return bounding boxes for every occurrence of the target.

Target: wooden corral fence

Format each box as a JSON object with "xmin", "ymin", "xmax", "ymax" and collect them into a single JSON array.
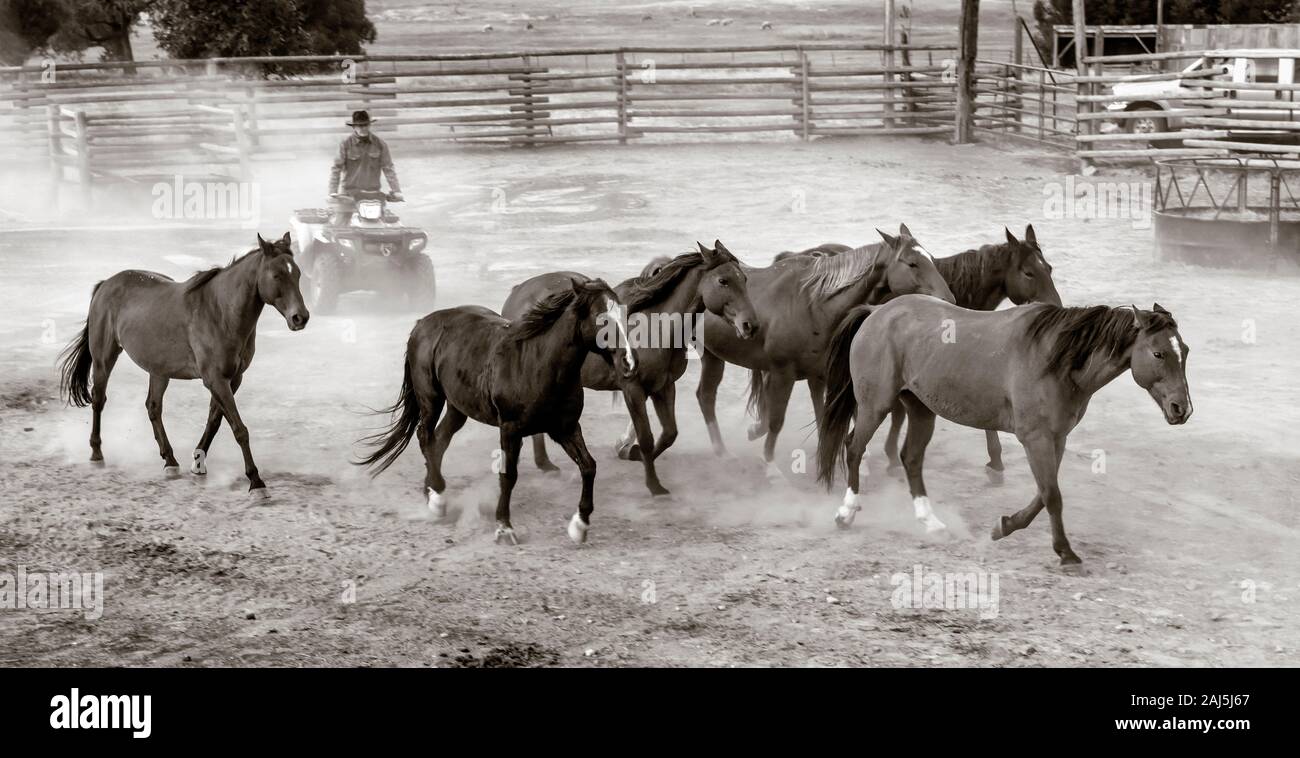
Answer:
[
  {"xmin": 973, "ymin": 60, "xmax": 1077, "ymax": 149},
  {"xmin": 1074, "ymin": 48, "xmax": 1300, "ymax": 164},
  {"xmin": 0, "ymin": 44, "xmax": 961, "ymax": 192}
]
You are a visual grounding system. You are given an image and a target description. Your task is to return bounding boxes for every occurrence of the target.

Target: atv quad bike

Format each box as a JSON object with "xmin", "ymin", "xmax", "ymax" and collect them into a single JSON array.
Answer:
[{"xmin": 289, "ymin": 191, "xmax": 434, "ymax": 314}]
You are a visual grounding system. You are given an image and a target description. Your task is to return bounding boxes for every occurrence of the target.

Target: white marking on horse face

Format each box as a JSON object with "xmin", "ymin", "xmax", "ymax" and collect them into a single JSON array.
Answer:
[
  {"xmin": 1169, "ymin": 336, "xmax": 1181, "ymax": 364},
  {"xmin": 286, "ymin": 260, "xmax": 294, "ymax": 276},
  {"xmin": 914, "ymin": 244, "xmax": 935, "ymax": 261},
  {"xmin": 605, "ymin": 297, "xmax": 635, "ymax": 369}
]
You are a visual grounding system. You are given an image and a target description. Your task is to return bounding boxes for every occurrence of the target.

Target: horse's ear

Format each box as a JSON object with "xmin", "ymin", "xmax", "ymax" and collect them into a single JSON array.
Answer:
[
  {"xmin": 1129, "ymin": 304, "xmax": 1148, "ymax": 330},
  {"xmin": 875, "ymin": 228, "xmax": 897, "ymax": 249},
  {"xmin": 713, "ymin": 239, "xmax": 732, "ymax": 256},
  {"xmin": 570, "ymin": 278, "xmax": 586, "ymax": 296},
  {"xmin": 1005, "ymin": 226, "xmax": 1019, "ymax": 247},
  {"xmin": 281, "ymin": 231, "xmax": 292, "ymax": 249},
  {"xmin": 1024, "ymin": 224, "xmax": 1037, "ymax": 245},
  {"xmin": 698, "ymin": 244, "xmax": 718, "ymax": 265},
  {"xmin": 897, "ymin": 222, "xmax": 912, "ymax": 239},
  {"xmin": 1152, "ymin": 302, "xmax": 1170, "ymax": 316},
  {"xmin": 256, "ymin": 233, "xmax": 268, "ymax": 250}
]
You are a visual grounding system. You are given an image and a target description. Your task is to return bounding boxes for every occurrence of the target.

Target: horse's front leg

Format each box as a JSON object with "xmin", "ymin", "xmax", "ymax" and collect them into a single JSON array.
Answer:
[
  {"xmin": 493, "ymin": 430, "xmax": 523, "ymax": 545},
  {"xmin": 202, "ymin": 372, "xmax": 266, "ymax": 496},
  {"xmin": 760, "ymin": 369, "xmax": 796, "ymax": 481},
  {"xmin": 695, "ymin": 349, "xmax": 728, "ymax": 456},
  {"xmin": 649, "ymin": 382, "xmax": 679, "ymax": 459},
  {"xmin": 621, "ymin": 385, "xmax": 667, "ymax": 496},
  {"xmin": 554, "ymin": 425, "xmax": 597, "ymax": 543},
  {"xmin": 192, "ymin": 372, "xmax": 242, "ymax": 475},
  {"xmin": 998, "ymin": 432, "xmax": 1080, "ymax": 568}
]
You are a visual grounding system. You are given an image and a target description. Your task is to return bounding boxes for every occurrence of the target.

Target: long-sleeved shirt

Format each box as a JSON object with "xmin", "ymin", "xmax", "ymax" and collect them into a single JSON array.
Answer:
[{"xmin": 328, "ymin": 133, "xmax": 401, "ymax": 195}]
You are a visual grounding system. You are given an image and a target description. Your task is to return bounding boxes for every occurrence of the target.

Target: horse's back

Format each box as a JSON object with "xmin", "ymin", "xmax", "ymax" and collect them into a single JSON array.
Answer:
[
  {"xmin": 87, "ymin": 269, "xmax": 197, "ymax": 377},
  {"xmin": 501, "ymin": 271, "xmax": 587, "ymax": 319}
]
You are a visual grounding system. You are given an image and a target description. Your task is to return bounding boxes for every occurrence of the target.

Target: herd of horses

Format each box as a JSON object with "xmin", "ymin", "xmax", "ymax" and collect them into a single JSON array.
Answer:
[{"xmin": 57, "ymin": 223, "xmax": 1192, "ymax": 567}]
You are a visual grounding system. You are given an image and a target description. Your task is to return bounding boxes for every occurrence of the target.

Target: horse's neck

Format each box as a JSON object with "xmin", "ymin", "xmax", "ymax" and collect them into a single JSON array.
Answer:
[
  {"xmin": 814, "ymin": 270, "xmax": 885, "ymax": 322},
  {"xmin": 946, "ymin": 246, "xmax": 1008, "ymax": 310},
  {"xmin": 514, "ymin": 308, "xmax": 588, "ymax": 385},
  {"xmin": 1069, "ymin": 343, "xmax": 1133, "ymax": 397},
  {"xmin": 207, "ymin": 253, "xmax": 264, "ymax": 333},
  {"xmin": 640, "ymin": 266, "xmax": 705, "ymax": 315}
]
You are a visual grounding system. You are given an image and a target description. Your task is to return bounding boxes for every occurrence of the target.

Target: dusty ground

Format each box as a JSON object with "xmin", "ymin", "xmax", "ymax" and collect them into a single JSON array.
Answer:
[{"xmin": 1, "ymin": 134, "xmax": 1298, "ymax": 667}]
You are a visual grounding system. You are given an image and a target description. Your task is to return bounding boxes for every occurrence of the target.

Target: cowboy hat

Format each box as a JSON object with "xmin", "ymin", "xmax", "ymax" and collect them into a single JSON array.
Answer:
[{"xmin": 346, "ymin": 110, "xmax": 374, "ymax": 126}]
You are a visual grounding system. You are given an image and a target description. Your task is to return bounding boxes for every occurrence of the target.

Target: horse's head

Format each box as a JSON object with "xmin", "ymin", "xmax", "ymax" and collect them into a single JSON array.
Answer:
[
  {"xmin": 256, "ymin": 232, "xmax": 309, "ymax": 331},
  {"xmin": 876, "ymin": 224, "xmax": 955, "ymax": 304},
  {"xmin": 696, "ymin": 240, "xmax": 758, "ymax": 339},
  {"xmin": 576, "ymin": 278, "xmax": 637, "ymax": 378},
  {"xmin": 1002, "ymin": 225, "xmax": 1062, "ymax": 306},
  {"xmin": 640, "ymin": 255, "xmax": 672, "ymax": 279},
  {"xmin": 1128, "ymin": 303, "xmax": 1191, "ymax": 425}
]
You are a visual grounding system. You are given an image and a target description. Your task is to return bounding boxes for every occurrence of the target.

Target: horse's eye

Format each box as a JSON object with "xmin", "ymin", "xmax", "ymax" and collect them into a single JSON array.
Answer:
[
  {"xmin": 1023, "ymin": 269, "xmax": 1035, "ymax": 278},
  {"xmin": 1153, "ymin": 351, "xmax": 1164, "ymax": 360},
  {"xmin": 717, "ymin": 277, "xmax": 729, "ymax": 287},
  {"xmin": 908, "ymin": 262, "xmax": 918, "ymax": 269}
]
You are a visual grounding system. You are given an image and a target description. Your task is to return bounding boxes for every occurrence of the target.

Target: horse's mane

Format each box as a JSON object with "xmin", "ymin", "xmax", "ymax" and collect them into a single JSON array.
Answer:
[
  {"xmin": 184, "ymin": 248, "xmax": 260, "ymax": 293},
  {"xmin": 798, "ymin": 243, "xmax": 885, "ymax": 296},
  {"xmin": 1027, "ymin": 305, "xmax": 1178, "ymax": 379},
  {"xmin": 936, "ymin": 243, "xmax": 1010, "ymax": 303},
  {"xmin": 508, "ymin": 288, "xmax": 583, "ymax": 341},
  {"xmin": 622, "ymin": 247, "xmax": 737, "ymax": 311}
]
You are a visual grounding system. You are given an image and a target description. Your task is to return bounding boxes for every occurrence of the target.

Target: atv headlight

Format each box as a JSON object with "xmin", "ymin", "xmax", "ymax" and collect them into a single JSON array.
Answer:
[
  {"xmin": 357, "ymin": 200, "xmax": 382, "ymax": 220},
  {"xmin": 408, "ymin": 238, "xmax": 426, "ymax": 252},
  {"xmin": 339, "ymin": 238, "xmax": 355, "ymax": 249}
]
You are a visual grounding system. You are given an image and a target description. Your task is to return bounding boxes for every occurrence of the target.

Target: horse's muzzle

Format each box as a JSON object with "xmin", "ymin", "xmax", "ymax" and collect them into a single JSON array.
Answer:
[
  {"xmin": 287, "ymin": 311, "xmax": 310, "ymax": 331},
  {"xmin": 734, "ymin": 319, "xmax": 757, "ymax": 340},
  {"xmin": 1163, "ymin": 398, "xmax": 1192, "ymax": 425}
]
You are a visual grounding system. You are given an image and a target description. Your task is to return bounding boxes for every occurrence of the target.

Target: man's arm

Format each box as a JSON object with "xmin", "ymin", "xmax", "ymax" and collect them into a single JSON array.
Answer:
[
  {"xmin": 328, "ymin": 140, "xmax": 345, "ymax": 195},
  {"xmin": 380, "ymin": 140, "xmax": 402, "ymax": 195}
]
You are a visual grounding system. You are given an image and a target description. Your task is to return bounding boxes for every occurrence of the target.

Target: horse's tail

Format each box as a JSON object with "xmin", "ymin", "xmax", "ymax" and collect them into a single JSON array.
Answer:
[
  {"xmin": 354, "ymin": 349, "xmax": 422, "ymax": 475},
  {"xmin": 57, "ymin": 281, "xmax": 103, "ymax": 408},
  {"xmin": 817, "ymin": 304, "xmax": 874, "ymax": 488}
]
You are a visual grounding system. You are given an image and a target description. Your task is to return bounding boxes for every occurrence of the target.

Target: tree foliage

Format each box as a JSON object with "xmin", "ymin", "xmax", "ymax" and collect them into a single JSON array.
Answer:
[
  {"xmin": 1031, "ymin": 0, "xmax": 1300, "ymax": 57},
  {"xmin": 151, "ymin": 0, "xmax": 375, "ymax": 59}
]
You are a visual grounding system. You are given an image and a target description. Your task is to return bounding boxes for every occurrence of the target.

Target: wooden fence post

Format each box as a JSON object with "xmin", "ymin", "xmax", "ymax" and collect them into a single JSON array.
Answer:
[
  {"xmin": 884, "ymin": 0, "xmax": 896, "ymax": 129},
  {"xmin": 955, "ymin": 0, "xmax": 979, "ymax": 143},
  {"xmin": 231, "ymin": 104, "xmax": 252, "ymax": 180},
  {"xmin": 72, "ymin": 109, "xmax": 90, "ymax": 204},
  {"xmin": 615, "ymin": 51, "xmax": 629, "ymax": 144},
  {"xmin": 1072, "ymin": 0, "xmax": 1092, "ymax": 171},
  {"xmin": 799, "ymin": 47, "xmax": 810, "ymax": 140}
]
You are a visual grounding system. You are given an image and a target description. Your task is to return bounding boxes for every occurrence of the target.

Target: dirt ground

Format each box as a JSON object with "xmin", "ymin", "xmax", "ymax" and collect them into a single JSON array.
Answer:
[{"xmin": 1, "ymin": 134, "xmax": 1298, "ymax": 667}]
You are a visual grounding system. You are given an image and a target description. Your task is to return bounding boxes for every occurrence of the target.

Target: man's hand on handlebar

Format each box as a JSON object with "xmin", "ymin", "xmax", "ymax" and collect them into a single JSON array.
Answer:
[{"xmin": 386, "ymin": 191, "xmax": 404, "ymax": 202}]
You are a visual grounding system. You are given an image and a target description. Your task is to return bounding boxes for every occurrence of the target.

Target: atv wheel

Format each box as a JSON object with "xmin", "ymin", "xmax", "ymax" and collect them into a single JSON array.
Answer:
[
  {"xmin": 307, "ymin": 254, "xmax": 343, "ymax": 315},
  {"xmin": 404, "ymin": 253, "xmax": 437, "ymax": 312}
]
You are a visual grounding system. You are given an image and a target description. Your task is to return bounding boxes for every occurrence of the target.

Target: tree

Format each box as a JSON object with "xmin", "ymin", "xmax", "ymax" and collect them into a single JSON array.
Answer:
[
  {"xmin": 0, "ymin": 0, "xmax": 68, "ymax": 65},
  {"xmin": 151, "ymin": 0, "xmax": 375, "ymax": 60},
  {"xmin": 1031, "ymin": 0, "xmax": 1300, "ymax": 57},
  {"xmin": 45, "ymin": 0, "xmax": 149, "ymax": 62}
]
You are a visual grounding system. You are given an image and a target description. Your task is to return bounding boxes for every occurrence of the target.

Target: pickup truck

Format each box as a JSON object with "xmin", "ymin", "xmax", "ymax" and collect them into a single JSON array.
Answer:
[{"xmin": 1107, "ymin": 54, "xmax": 1300, "ymax": 145}]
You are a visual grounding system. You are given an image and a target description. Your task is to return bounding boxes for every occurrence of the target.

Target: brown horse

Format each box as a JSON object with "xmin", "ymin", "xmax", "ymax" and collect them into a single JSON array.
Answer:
[
  {"xmin": 57, "ymin": 233, "xmax": 309, "ymax": 495},
  {"xmin": 818, "ymin": 296, "xmax": 1192, "ymax": 567},
  {"xmin": 695, "ymin": 224, "xmax": 956, "ymax": 477},
  {"xmin": 501, "ymin": 242, "xmax": 758, "ymax": 496},
  {"xmin": 356, "ymin": 279, "xmax": 636, "ymax": 545},
  {"xmin": 881, "ymin": 225, "xmax": 1062, "ymax": 482}
]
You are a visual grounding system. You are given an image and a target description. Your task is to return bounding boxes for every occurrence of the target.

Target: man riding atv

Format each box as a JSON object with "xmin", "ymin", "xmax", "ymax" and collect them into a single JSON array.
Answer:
[
  {"xmin": 329, "ymin": 110, "xmax": 403, "ymax": 206},
  {"xmin": 289, "ymin": 110, "xmax": 434, "ymax": 313}
]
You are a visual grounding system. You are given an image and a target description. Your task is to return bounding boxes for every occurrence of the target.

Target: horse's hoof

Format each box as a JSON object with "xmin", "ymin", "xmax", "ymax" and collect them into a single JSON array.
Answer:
[
  {"xmin": 1059, "ymin": 560, "xmax": 1086, "ymax": 576},
  {"xmin": 920, "ymin": 517, "xmax": 948, "ymax": 535},
  {"xmin": 626, "ymin": 444, "xmax": 644, "ymax": 462},
  {"xmin": 494, "ymin": 526, "xmax": 520, "ymax": 546},
  {"xmin": 426, "ymin": 488, "xmax": 447, "ymax": 519},
  {"xmin": 249, "ymin": 487, "xmax": 270, "ymax": 502},
  {"xmin": 984, "ymin": 465, "xmax": 1005, "ymax": 486},
  {"xmin": 836, "ymin": 489, "xmax": 860, "ymax": 528},
  {"xmin": 163, "ymin": 465, "xmax": 181, "ymax": 478},
  {"xmin": 746, "ymin": 423, "xmax": 766, "ymax": 441},
  {"xmin": 567, "ymin": 513, "xmax": 589, "ymax": 544},
  {"xmin": 764, "ymin": 461, "xmax": 785, "ymax": 483},
  {"xmin": 648, "ymin": 482, "xmax": 670, "ymax": 497},
  {"xmin": 537, "ymin": 462, "xmax": 561, "ymax": 474},
  {"xmin": 191, "ymin": 449, "xmax": 207, "ymax": 475},
  {"xmin": 89, "ymin": 457, "xmax": 105, "ymax": 467},
  {"xmin": 991, "ymin": 516, "xmax": 1012, "ymax": 541}
]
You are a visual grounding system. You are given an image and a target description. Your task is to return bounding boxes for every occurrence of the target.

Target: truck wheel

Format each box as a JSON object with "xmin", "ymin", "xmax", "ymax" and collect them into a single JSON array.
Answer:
[
  {"xmin": 404, "ymin": 254, "xmax": 436, "ymax": 312},
  {"xmin": 1126, "ymin": 105, "xmax": 1180, "ymax": 148},
  {"xmin": 307, "ymin": 254, "xmax": 343, "ymax": 315}
]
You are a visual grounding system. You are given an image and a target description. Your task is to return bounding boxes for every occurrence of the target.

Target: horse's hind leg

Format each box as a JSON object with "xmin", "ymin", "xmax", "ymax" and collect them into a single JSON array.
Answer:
[
  {"xmin": 883, "ymin": 400, "xmax": 904, "ymax": 473},
  {"xmin": 695, "ymin": 349, "xmax": 728, "ymax": 456},
  {"xmin": 145, "ymin": 375, "xmax": 180, "ymax": 471},
  {"xmin": 836, "ymin": 395, "xmax": 895, "ymax": 529},
  {"xmin": 994, "ymin": 433, "xmax": 1080, "ymax": 567},
  {"xmin": 554, "ymin": 424, "xmax": 597, "ymax": 544},
  {"xmin": 414, "ymin": 387, "xmax": 446, "ymax": 516},
  {"xmin": 531, "ymin": 435, "xmax": 560, "ymax": 473},
  {"xmin": 88, "ymin": 343, "xmax": 121, "ymax": 463},
  {"xmin": 493, "ymin": 430, "xmax": 523, "ymax": 545},
  {"xmin": 984, "ymin": 430, "xmax": 1005, "ymax": 484},
  {"xmin": 899, "ymin": 393, "xmax": 946, "ymax": 534},
  {"xmin": 426, "ymin": 406, "xmax": 467, "ymax": 517},
  {"xmin": 192, "ymin": 373, "xmax": 242, "ymax": 475}
]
